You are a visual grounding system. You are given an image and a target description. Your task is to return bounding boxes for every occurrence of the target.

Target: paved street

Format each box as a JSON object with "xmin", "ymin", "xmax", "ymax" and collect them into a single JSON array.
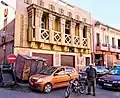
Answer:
[{"xmin": 0, "ymin": 85, "xmax": 120, "ymax": 98}]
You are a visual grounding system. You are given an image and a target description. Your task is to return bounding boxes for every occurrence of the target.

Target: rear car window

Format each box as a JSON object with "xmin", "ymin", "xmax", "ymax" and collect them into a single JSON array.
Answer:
[{"xmin": 66, "ymin": 67, "xmax": 74, "ymax": 73}]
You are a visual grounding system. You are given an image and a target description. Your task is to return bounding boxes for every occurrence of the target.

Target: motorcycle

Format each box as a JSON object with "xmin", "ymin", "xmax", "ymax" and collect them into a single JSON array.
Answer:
[{"xmin": 65, "ymin": 76, "xmax": 86, "ymax": 98}]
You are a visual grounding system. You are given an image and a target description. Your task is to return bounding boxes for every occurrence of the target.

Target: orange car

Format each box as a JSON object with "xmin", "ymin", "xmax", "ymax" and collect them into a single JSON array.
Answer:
[{"xmin": 29, "ymin": 66, "xmax": 79, "ymax": 93}]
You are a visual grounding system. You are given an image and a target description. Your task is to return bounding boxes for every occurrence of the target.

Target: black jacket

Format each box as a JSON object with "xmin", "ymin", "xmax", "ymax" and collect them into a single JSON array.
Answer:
[{"xmin": 86, "ymin": 67, "xmax": 97, "ymax": 78}]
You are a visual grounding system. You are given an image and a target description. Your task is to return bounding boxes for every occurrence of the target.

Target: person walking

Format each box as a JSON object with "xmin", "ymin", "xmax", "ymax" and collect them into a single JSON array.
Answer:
[{"xmin": 86, "ymin": 64, "xmax": 97, "ymax": 96}]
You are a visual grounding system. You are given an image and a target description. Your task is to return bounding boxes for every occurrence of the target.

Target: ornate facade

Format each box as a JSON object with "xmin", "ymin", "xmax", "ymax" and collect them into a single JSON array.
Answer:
[{"xmin": 14, "ymin": 0, "xmax": 92, "ymax": 71}]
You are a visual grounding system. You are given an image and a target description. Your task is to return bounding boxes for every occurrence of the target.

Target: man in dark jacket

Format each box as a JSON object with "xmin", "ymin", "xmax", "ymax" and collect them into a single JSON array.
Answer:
[{"xmin": 86, "ymin": 64, "xmax": 97, "ymax": 96}]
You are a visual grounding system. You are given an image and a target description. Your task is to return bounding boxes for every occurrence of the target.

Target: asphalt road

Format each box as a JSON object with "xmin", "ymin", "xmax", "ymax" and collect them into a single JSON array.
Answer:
[{"xmin": 0, "ymin": 85, "xmax": 120, "ymax": 98}]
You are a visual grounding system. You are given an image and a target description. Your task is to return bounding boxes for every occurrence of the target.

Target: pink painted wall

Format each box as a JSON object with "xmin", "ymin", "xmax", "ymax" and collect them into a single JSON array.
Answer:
[{"xmin": 0, "ymin": 19, "xmax": 15, "ymax": 64}]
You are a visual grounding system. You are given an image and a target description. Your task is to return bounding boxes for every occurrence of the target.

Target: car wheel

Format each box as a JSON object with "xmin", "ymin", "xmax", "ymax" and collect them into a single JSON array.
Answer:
[{"xmin": 43, "ymin": 83, "xmax": 52, "ymax": 93}]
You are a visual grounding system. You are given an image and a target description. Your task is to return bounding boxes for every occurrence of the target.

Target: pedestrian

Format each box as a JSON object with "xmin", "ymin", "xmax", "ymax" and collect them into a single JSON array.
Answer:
[{"xmin": 86, "ymin": 64, "xmax": 97, "ymax": 96}]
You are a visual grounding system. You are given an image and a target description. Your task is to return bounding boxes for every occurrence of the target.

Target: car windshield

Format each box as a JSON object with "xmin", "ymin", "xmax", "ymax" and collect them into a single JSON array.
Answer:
[
  {"xmin": 39, "ymin": 66, "xmax": 57, "ymax": 75},
  {"xmin": 109, "ymin": 66, "xmax": 120, "ymax": 75},
  {"xmin": 97, "ymin": 66, "xmax": 105, "ymax": 70}
]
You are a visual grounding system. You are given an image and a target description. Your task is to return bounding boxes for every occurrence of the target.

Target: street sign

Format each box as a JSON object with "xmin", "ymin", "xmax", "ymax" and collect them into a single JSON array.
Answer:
[{"xmin": 8, "ymin": 54, "xmax": 16, "ymax": 63}]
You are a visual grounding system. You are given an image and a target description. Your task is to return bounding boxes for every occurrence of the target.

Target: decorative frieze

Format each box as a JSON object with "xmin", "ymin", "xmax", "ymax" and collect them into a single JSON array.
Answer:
[
  {"xmin": 75, "ymin": 15, "xmax": 80, "ymax": 21},
  {"xmin": 20, "ymin": 15, "xmax": 24, "ymax": 46},
  {"xmin": 40, "ymin": 0, "xmax": 44, "ymax": 7},
  {"xmin": 49, "ymin": 4, "xmax": 55, "ymax": 12},
  {"xmin": 59, "ymin": 8, "xmax": 64, "ymax": 15},
  {"xmin": 67, "ymin": 12, "xmax": 72, "ymax": 18}
]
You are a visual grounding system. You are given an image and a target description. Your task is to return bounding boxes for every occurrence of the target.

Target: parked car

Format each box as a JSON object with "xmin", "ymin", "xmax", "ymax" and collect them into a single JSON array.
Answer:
[
  {"xmin": 96, "ymin": 66, "xmax": 109, "ymax": 78},
  {"xmin": 98, "ymin": 66, "xmax": 120, "ymax": 89},
  {"xmin": 29, "ymin": 66, "xmax": 79, "ymax": 93},
  {"xmin": 79, "ymin": 66, "xmax": 109, "ymax": 83}
]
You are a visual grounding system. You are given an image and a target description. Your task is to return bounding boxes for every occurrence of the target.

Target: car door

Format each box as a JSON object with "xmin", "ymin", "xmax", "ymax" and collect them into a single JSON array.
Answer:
[
  {"xmin": 52, "ymin": 68, "xmax": 70, "ymax": 88},
  {"xmin": 65, "ymin": 67, "xmax": 79, "ymax": 80}
]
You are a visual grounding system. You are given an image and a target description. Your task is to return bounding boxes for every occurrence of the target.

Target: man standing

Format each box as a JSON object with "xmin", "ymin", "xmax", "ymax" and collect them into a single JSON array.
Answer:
[{"xmin": 86, "ymin": 64, "xmax": 97, "ymax": 96}]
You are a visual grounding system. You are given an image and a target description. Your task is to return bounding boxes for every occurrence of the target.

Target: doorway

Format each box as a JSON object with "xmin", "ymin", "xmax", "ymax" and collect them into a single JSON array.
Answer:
[{"xmin": 85, "ymin": 57, "xmax": 90, "ymax": 66}]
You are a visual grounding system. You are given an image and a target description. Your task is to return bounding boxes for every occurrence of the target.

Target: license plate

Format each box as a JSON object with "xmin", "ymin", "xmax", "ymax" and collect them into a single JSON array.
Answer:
[{"xmin": 104, "ymin": 83, "xmax": 112, "ymax": 86}]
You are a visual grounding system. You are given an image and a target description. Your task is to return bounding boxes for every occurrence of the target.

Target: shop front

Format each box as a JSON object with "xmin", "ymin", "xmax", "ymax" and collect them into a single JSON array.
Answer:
[{"xmin": 95, "ymin": 51, "xmax": 104, "ymax": 66}]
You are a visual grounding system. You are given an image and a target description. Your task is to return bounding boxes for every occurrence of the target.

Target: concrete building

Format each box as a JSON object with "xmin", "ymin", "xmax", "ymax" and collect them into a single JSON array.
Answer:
[
  {"xmin": 93, "ymin": 20, "xmax": 120, "ymax": 67},
  {"xmin": 0, "ymin": 0, "xmax": 92, "ymax": 71}
]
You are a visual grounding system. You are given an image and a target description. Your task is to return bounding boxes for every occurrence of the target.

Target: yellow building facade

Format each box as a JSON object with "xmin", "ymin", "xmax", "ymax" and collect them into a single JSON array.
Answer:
[{"xmin": 14, "ymin": 0, "xmax": 92, "ymax": 71}]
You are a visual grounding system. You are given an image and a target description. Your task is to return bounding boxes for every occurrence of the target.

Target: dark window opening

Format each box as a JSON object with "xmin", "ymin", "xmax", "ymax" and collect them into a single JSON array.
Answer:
[
  {"xmin": 118, "ymin": 39, "xmax": 120, "ymax": 48},
  {"xmin": 85, "ymin": 57, "xmax": 90, "ymax": 66},
  {"xmin": 41, "ymin": 12, "xmax": 49, "ymax": 29},
  {"xmin": 83, "ymin": 26, "xmax": 87, "ymax": 38},
  {"xmin": 65, "ymin": 20, "xmax": 71, "ymax": 34},
  {"xmin": 96, "ymin": 33, "xmax": 100, "ymax": 46},
  {"xmin": 112, "ymin": 37, "xmax": 115, "ymax": 47},
  {"xmin": 33, "ymin": 8, "xmax": 36, "ymax": 38}
]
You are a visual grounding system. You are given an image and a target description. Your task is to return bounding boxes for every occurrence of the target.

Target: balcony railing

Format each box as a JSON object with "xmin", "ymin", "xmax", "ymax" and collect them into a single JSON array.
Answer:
[
  {"xmin": 32, "ymin": 29, "xmax": 89, "ymax": 48},
  {"xmin": 65, "ymin": 34, "xmax": 71, "ymax": 45},
  {"xmin": 102, "ymin": 43, "xmax": 107, "ymax": 47},
  {"xmin": 41, "ymin": 29, "xmax": 49, "ymax": 41},
  {"xmin": 74, "ymin": 36, "xmax": 80, "ymax": 46},
  {"xmin": 53, "ymin": 31, "xmax": 62, "ymax": 44},
  {"xmin": 82, "ymin": 38, "xmax": 88, "ymax": 47},
  {"xmin": 109, "ymin": 45, "xmax": 116, "ymax": 52},
  {"xmin": 116, "ymin": 46, "xmax": 120, "ymax": 53},
  {"xmin": 111, "ymin": 45, "xmax": 116, "ymax": 48},
  {"xmin": 96, "ymin": 43, "xmax": 108, "ymax": 51}
]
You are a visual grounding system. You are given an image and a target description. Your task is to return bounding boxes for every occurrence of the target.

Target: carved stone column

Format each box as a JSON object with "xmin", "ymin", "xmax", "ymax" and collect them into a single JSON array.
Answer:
[
  {"xmin": 79, "ymin": 23, "xmax": 84, "ymax": 47},
  {"xmin": 71, "ymin": 21, "xmax": 76, "ymax": 46},
  {"xmin": 35, "ymin": 8, "xmax": 43, "ymax": 42},
  {"xmin": 27, "ymin": 6, "xmax": 35, "ymax": 41},
  {"xmin": 49, "ymin": 14, "xmax": 55, "ymax": 43},
  {"xmin": 87, "ymin": 26, "xmax": 91, "ymax": 49},
  {"xmin": 61, "ymin": 18, "xmax": 66, "ymax": 45}
]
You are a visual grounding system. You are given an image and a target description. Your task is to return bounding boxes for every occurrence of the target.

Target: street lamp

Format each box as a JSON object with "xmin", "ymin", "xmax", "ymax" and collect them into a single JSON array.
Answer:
[{"xmin": 1, "ymin": 1, "xmax": 16, "ymax": 13}]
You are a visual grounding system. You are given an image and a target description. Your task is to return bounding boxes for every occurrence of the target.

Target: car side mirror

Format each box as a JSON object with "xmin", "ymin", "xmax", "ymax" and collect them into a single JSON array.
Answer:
[{"xmin": 54, "ymin": 73, "xmax": 59, "ymax": 76}]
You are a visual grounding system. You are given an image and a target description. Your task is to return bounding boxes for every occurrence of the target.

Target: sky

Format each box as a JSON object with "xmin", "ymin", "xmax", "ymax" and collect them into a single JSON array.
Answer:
[
  {"xmin": 65, "ymin": 0, "xmax": 120, "ymax": 28},
  {"xmin": 0, "ymin": 0, "xmax": 120, "ymax": 29}
]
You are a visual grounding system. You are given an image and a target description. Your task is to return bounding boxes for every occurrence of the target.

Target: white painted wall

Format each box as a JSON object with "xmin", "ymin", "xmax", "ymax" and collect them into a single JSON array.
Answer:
[{"xmin": 0, "ymin": 0, "xmax": 16, "ymax": 29}]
